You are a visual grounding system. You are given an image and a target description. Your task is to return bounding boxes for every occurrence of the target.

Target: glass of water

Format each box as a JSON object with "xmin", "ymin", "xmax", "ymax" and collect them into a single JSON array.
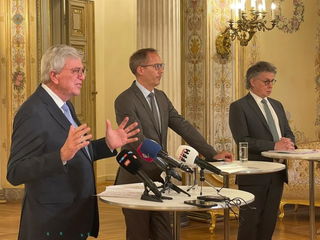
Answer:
[{"xmin": 239, "ymin": 142, "xmax": 248, "ymax": 162}]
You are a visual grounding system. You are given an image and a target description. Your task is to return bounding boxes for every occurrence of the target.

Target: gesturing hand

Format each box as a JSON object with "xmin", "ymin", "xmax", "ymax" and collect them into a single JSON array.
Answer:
[
  {"xmin": 105, "ymin": 117, "xmax": 140, "ymax": 150},
  {"xmin": 60, "ymin": 124, "xmax": 92, "ymax": 162}
]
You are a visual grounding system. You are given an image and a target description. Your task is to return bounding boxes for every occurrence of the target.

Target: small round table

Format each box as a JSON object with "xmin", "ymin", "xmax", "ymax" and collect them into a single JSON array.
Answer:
[
  {"xmin": 209, "ymin": 160, "xmax": 286, "ymax": 240},
  {"xmin": 99, "ymin": 183, "xmax": 254, "ymax": 240},
  {"xmin": 262, "ymin": 150, "xmax": 320, "ymax": 240}
]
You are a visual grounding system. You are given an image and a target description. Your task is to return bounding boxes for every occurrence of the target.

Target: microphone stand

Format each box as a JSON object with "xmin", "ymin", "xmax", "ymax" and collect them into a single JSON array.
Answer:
[
  {"xmin": 140, "ymin": 184, "xmax": 164, "ymax": 202},
  {"xmin": 186, "ymin": 167, "xmax": 198, "ymax": 192},
  {"xmin": 198, "ymin": 167, "xmax": 218, "ymax": 196},
  {"xmin": 160, "ymin": 167, "xmax": 191, "ymax": 197}
]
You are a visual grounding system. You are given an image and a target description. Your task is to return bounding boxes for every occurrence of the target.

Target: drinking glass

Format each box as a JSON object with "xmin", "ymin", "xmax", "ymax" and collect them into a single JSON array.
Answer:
[{"xmin": 239, "ymin": 142, "xmax": 248, "ymax": 162}]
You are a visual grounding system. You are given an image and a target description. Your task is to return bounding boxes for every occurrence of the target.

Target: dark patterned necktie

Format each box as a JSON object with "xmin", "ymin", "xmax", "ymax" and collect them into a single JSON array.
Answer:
[{"xmin": 148, "ymin": 92, "xmax": 161, "ymax": 131}]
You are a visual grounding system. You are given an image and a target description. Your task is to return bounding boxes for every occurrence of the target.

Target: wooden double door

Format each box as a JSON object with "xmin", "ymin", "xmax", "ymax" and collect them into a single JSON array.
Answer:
[{"xmin": 39, "ymin": 0, "xmax": 96, "ymax": 135}]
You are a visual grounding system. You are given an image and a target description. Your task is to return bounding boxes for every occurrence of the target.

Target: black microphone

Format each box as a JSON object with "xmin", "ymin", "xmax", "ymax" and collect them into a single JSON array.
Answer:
[
  {"xmin": 139, "ymin": 139, "xmax": 193, "ymax": 173},
  {"xmin": 116, "ymin": 150, "xmax": 162, "ymax": 198},
  {"xmin": 137, "ymin": 142, "xmax": 182, "ymax": 181},
  {"xmin": 152, "ymin": 157, "xmax": 182, "ymax": 181},
  {"xmin": 176, "ymin": 145, "xmax": 222, "ymax": 175}
]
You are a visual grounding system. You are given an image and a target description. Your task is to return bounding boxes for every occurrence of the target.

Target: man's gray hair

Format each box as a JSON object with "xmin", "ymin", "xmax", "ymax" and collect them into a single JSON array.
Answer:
[
  {"xmin": 245, "ymin": 61, "xmax": 277, "ymax": 89},
  {"xmin": 41, "ymin": 44, "xmax": 83, "ymax": 84}
]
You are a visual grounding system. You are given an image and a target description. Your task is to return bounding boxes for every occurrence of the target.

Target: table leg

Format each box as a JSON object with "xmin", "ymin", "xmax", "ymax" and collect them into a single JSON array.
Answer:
[
  {"xmin": 309, "ymin": 161, "xmax": 316, "ymax": 240},
  {"xmin": 172, "ymin": 211, "xmax": 181, "ymax": 240},
  {"xmin": 223, "ymin": 175, "xmax": 230, "ymax": 240}
]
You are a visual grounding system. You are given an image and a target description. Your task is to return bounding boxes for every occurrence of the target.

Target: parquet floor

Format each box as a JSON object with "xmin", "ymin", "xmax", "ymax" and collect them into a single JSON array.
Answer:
[{"xmin": 0, "ymin": 183, "xmax": 319, "ymax": 240}]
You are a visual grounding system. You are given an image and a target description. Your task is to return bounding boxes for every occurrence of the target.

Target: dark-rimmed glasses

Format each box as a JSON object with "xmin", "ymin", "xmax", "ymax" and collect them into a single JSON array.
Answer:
[
  {"xmin": 140, "ymin": 63, "xmax": 165, "ymax": 71},
  {"xmin": 70, "ymin": 67, "xmax": 86, "ymax": 76},
  {"xmin": 260, "ymin": 79, "xmax": 276, "ymax": 86}
]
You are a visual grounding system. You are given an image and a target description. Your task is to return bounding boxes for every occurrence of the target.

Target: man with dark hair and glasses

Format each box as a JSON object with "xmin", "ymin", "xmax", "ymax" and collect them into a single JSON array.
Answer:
[
  {"xmin": 114, "ymin": 48, "xmax": 233, "ymax": 240},
  {"xmin": 229, "ymin": 61, "xmax": 295, "ymax": 240}
]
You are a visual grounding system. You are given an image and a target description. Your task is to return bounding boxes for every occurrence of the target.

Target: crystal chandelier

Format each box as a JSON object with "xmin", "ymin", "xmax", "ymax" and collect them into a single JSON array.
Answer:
[{"xmin": 216, "ymin": 0, "xmax": 278, "ymax": 59}]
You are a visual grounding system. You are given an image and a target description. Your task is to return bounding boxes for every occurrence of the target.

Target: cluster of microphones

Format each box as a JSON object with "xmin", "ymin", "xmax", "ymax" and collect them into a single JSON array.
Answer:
[{"xmin": 116, "ymin": 139, "xmax": 222, "ymax": 202}]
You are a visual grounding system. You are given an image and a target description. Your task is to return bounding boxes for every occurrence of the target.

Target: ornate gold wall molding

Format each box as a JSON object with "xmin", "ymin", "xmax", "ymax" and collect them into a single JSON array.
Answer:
[
  {"xmin": 0, "ymin": 0, "xmax": 9, "ymax": 197},
  {"xmin": 276, "ymin": 0, "xmax": 304, "ymax": 34},
  {"xmin": 209, "ymin": 0, "xmax": 234, "ymax": 152},
  {"xmin": 181, "ymin": 0, "xmax": 234, "ymax": 153},
  {"xmin": 0, "ymin": 0, "xmax": 37, "ymax": 196},
  {"xmin": 314, "ymin": 4, "xmax": 320, "ymax": 138},
  {"xmin": 182, "ymin": 0, "xmax": 206, "ymax": 133},
  {"xmin": 11, "ymin": 0, "xmax": 28, "ymax": 113}
]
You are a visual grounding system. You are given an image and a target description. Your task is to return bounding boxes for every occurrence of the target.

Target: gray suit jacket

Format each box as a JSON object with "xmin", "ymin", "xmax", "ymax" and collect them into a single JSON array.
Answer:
[
  {"xmin": 229, "ymin": 93, "xmax": 295, "ymax": 185},
  {"xmin": 114, "ymin": 81, "xmax": 217, "ymax": 184},
  {"xmin": 7, "ymin": 86, "xmax": 116, "ymax": 240}
]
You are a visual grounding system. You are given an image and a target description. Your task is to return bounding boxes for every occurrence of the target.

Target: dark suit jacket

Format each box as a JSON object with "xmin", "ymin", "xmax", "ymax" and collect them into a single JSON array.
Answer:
[
  {"xmin": 114, "ymin": 81, "xmax": 217, "ymax": 184},
  {"xmin": 7, "ymin": 86, "xmax": 116, "ymax": 240},
  {"xmin": 229, "ymin": 93, "xmax": 295, "ymax": 185}
]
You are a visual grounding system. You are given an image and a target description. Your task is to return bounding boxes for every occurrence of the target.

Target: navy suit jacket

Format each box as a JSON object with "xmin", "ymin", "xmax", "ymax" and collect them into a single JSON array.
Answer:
[
  {"xmin": 7, "ymin": 86, "xmax": 116, "ymax": 240},
  {"xmin": 229, "ymin": 93, "xmax": 295, "ymax": 185}
]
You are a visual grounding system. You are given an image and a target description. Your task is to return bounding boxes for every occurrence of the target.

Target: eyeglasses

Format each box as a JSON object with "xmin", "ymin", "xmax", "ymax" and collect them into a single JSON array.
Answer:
[
  {"xmin": 140, "ymin": 63, "xmax": 165, "ymax": 71},
  {"xmin": 260, "ymin": 79, "xmax": 277, "ymax": 86},
  {"xmin": 70, "ymin": 67, "xmax": 86, "ymax": 76}
]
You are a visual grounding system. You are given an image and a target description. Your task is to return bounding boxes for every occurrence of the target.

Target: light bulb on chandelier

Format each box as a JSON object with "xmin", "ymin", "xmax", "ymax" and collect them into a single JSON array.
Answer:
[{"xmin": 216, "ymin": 0, "xmax": 279, "ymax": 59}]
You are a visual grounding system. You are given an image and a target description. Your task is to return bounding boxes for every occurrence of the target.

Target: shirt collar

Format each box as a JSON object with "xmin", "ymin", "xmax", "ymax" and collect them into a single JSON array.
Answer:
[
  {"xmin": 135, "ymin": 80, "xmax": 154, "ymax": 98},
  {"xmin": 250, "ymin": 91, "xmax": 268, "ymax": 104},
  {"xmin": 41, "ymin": 83, "xmax": 65, "ymax": 109}
]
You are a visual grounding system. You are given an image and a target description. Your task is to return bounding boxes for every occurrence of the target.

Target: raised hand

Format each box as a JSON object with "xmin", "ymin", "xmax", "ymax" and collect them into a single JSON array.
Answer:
[
  {"xmin": 105, "ymin": 117, "xmax": 140, "ymax": 150},
  {"xmin": 60, "ymin": 124, "xmax": 92, "ymax": 162}
]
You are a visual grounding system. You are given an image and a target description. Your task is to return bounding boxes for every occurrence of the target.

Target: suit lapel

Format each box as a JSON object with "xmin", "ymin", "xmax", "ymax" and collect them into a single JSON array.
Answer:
[
  {"xmin": 36, "ymin": 86, "xmax": 71, "ymax": 131},
  {"xmin": 131, "ymin": 83, "xmax": 162, "ymax": 137},
  {"xmin": 36, "ymin": 86, "xmax": 92, "ymax": 161},
  {"xmin": 154, "ymin": 90, "xmax": 163, "ymax": 136},
  {"xmin": 246, "ymin": 94, "xmax": 271, "ymax": 132}
]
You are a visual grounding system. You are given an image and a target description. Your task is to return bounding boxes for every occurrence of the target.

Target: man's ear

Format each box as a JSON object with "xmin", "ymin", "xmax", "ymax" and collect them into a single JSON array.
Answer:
[
  {"xmin": 136, "ymin": 66, "xmax": 144, "ymax": 76},
  {"xmin": 50, "ymin": 71, "xmax": 59, "ymax": 84},
  {"xmin": 249, "ymin": 78, "xmax": 255, "ymax": 88}
]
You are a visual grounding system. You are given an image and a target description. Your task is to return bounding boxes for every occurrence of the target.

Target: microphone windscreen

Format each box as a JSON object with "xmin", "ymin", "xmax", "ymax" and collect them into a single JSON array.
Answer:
[
  {"xmin": 116, "ymin": 150, "xmax": 141, "ymax": 175},
  {"xmin": 139, "ymin": 139, "xmax": 161, "ymax": 158},
  {"xmin": 137, "ymin": 142, "xmax": 153, "ymax": 162},
  {"xmin": 175, "ymin": 145, "xmax": 198, "ymax": 167}
]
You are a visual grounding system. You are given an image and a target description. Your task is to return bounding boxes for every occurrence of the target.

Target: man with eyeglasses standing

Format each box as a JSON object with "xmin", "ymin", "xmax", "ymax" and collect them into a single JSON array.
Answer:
[
  {"xmin": 7, "ymin": 44, "xmax": 140, "ymax": 240},
  {"xmin": 229, "ymin": 61, "xmax": 295, "ymax": 240},
  {"xmin": 114, "ymin": 48, "xmax": 233, "ymax": 240}
]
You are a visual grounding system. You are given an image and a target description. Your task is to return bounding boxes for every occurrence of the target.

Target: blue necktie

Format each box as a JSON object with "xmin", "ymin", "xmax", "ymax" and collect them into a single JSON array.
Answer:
[
  {"xmin": 61, "ymin": 103, "xmax": 78, "ymax": 127},
  {"xmin": 61, "ymin": 103, "xmax": 91, "ymax": 159},
  {"xmin": 261, "ymin": 99, "xmax": 279, "ymax": 141}
]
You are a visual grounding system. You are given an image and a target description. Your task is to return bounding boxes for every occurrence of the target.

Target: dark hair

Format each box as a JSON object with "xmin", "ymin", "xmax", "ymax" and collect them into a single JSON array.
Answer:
[
  {"xmin": 245, "ymin": 61, "xmax": 277, "ymax": 89},
  {"xmin": 129, "ymin": 48, "xmax": 158, "ymax": 75}
]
